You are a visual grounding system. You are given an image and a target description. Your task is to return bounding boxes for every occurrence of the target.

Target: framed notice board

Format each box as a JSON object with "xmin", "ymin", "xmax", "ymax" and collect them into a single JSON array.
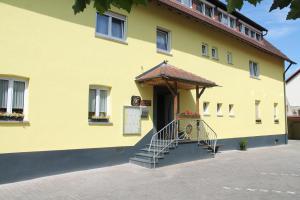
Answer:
[{"xmin": 123, "ymin": 106, "xmax": 141, "ymax": 135}]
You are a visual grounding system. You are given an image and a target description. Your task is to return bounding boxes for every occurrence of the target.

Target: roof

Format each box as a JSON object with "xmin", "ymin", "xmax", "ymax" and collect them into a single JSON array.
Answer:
[
  {"xmin": 136, "ymin": 61, "xmax": 217, "ymax": 89},
  {"xmin": 156, "ymin": 0, "xmax": 295, "ymax": 63},
  {"xmin": 286, "ymin": 68, "xmax": 300, "ymax": 83},
  {"xmin": 287, "ymin": 116, "xmax": 300, "ymax": 122}
]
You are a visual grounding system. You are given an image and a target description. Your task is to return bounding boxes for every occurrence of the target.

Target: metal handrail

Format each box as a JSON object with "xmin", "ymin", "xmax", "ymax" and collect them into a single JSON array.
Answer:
[
  {"xmin": 198, "ymin": 119, "xmax": 218, "ymax": 153},
  {"xmin": 148, "ymin": 118, "xmax": 218, "ymax": 168},
  {"xmin": 148, "ymin": 119, "xmax": 178, "ymax": 168}
]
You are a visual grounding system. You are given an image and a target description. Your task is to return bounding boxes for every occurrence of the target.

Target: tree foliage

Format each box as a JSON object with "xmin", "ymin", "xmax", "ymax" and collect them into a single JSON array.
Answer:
[{"xmin": 72, "ymin": 0, "xmax": 300, "ymax": 20}]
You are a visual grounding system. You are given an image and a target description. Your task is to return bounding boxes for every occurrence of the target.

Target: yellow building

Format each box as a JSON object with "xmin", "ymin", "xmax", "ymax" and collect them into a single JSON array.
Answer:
[{"xmin": 0, "ymin": 0, "xmax": 294, "ymax": 182}]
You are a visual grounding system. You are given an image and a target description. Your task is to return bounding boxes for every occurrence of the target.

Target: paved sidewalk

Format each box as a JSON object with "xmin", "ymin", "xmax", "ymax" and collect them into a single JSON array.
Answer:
[{"xmin": 0, "ymin": 141, "xmax": 299, "ymax": 200}]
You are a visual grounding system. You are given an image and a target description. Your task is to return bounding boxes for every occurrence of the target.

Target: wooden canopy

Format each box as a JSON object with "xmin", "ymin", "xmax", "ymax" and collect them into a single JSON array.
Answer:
[{"xmin": 136, "ymin": 61, "xmax": 217, "ymax": 90}]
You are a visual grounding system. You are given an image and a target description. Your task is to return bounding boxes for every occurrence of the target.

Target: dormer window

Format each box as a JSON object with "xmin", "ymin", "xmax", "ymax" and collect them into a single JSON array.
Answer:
[
  {"xmin": 196, "ymin": 2, "xmax": 204, "ymax": 13},
  {"xmin": 229, "ymin": 18, "xmax": 236, "ymax": 28},
  {"xmin": 205, "ymin": 5, "xmax": 213, "ymax": 18},
  {"xmin": 245, "ymin": 27, "xmax": 249, "ymax": 36},
  {"xmin": 251, "ymin": 31, "xmax": 255, "ymax": 38},
  {"xmin": 176, "ymin": 0, "xmax": 192, "ymax": 8},
  {"xmin": 256, "ymin": 33, "xmax": 261, "ymax": 41}
]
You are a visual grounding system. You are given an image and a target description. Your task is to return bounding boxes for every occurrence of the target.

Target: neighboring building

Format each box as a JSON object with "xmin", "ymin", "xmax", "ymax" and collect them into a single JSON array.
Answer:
[
  {"xmin": 0, "ymin": 0, "xmax": 293, "ymax": 183},
  {"xmin": 286, "ymin": 69, "xmax": 300, "ymax": 139}
]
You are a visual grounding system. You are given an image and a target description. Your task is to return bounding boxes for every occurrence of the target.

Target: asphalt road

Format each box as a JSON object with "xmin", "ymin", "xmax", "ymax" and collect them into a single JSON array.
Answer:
[{"xmin": 0, "ymin": 140, "xmax": 299, "ymax": 200}]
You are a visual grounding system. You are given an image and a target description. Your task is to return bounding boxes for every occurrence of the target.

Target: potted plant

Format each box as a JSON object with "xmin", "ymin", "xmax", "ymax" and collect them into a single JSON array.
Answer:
[{"xmin": 239, "ymin": 138, "xmax": 248, "ymax": 151}]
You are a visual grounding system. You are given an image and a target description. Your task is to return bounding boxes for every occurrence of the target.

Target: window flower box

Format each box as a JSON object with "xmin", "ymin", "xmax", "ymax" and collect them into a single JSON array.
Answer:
[
  {"xmin": 89, "ymin": 115, "xmax": 110, "ymax": 123},
  {"xmin": 177, "ymin": 110, "xmax": 200, "ymax": 119},
  {"xmin": 0, "ymin": 112, "xmax": 24, "ymax": 121}
]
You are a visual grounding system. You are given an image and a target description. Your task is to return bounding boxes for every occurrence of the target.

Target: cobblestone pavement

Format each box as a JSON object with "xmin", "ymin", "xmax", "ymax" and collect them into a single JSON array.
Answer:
[{"xmin": 0, "ymin": 140, "xmax": 299, "ymax": 200}]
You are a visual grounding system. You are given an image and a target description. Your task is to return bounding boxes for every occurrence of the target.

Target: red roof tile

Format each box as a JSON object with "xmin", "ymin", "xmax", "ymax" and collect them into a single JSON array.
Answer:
[{"xmin": 136, "ymin": 61, "xmax": 217, "ymax": 88}]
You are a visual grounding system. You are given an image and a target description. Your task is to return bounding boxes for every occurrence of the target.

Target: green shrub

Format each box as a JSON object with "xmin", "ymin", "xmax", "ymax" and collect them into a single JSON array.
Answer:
[{"xmin": 239, "ymin": 139, "xmax": 248, "ymax": 151}]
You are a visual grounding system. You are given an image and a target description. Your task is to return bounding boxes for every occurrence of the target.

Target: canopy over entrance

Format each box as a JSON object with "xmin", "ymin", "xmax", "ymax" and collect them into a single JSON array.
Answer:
[
  {"xmin": 136, "ymin": 61, "xmax": 218, "ymax": 119},
  {"xmin": 136, "ymin": 61, "xmax": 217, "ymax": 90}
]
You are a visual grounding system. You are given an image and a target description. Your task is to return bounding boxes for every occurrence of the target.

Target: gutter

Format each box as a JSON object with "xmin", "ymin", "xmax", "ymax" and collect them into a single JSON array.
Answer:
[{"xmin": 283, "ymin": 61, "xmax": 296, "ymax": 144}]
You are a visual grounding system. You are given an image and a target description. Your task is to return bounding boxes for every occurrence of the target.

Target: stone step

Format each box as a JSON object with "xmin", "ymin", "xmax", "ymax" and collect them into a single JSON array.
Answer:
[
  {"xmin": 129, "ymin": 157, "xmax": 156, "ymax": 168},
  {"xmin": 135, "ymin": 152, "xmax": 164, "ymax": 160},
  {"xmin": 141, "ymin": 148, "xmax": 169, "ymax": 154},
  {"xmin": 146, "ymin": 144, "xmax": 176, "ymax": 149}
]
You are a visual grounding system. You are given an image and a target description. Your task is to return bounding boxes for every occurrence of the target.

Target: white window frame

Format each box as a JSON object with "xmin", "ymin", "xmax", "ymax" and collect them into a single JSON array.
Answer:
[
  {"xmin": 227, "ymin": 52, "xmax": 233, "ymax": 64},
  {"xmin": 201, "ymin": 43, "xmax": 209, "ymax": 57},
  {"xmin": 203, "ymin": 102, "xmax": 210, "ymax": 116},
  {"xmin": 217, "ymin": 103, "xmax": 223, "ymax": 116},
  {"xmin": 176, "ymin": 0, "xmax": 192, "ymax": 8},
  {"xmin": 95, "ymin": 11, "xmax": 127, "ymax": 42},
  {"xmin": 217, "ymin": 8, "xmax": 236, "ymax": 28},
  {"xmin": 249, "ymin": 60, "xmax": 260, "ymax": 78},
  {"xmin": 229, "ymin": 104, "xmax": 234, "ymax": 117},
  {"xmin": 0, "ymin": 77, "xmax": 29, "ymax": 121},
  {"xmin": 156, "ymin": 27, "xmax": 171, "ymax": 53},
  {"xmin": 89, "ymin": 86, "xmax": 111, "ymax": 118},
  {"xmin": 211, "ymin": 47, "xmax": 218, "ymax": 60},
  {"xmin": 255, "ymin": 100, "xmax": 261, "ymax": 122},
  {"xmin": 274, "ymin": 103, "xmax": 279, "ymax": 121}
]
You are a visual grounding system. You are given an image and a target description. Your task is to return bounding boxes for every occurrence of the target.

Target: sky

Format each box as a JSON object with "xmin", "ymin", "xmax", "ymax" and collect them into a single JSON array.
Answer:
[{"xmin": 232, "ymin": 0, "xmax": 300, "ymax": 78}]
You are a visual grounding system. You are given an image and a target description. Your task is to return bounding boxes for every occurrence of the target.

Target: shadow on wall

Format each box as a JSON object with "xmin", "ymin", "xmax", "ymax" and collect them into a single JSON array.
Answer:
[
  {"xmin": 0, "ymin": 129, "xmax": 154, "ymax": 184},
  {"xmin": 1, "ymin": 0, "xmax": 283, "ymax": 82}
]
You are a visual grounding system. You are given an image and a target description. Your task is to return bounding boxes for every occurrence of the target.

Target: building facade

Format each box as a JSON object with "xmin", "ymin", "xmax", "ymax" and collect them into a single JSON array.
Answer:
[
  {"xmin": 286, "ymin": 69, "xmax": 300, "ymax": 139},
  {"xmin": 0, "ymin": 0, "xmax": 293, "ymax": 183}
]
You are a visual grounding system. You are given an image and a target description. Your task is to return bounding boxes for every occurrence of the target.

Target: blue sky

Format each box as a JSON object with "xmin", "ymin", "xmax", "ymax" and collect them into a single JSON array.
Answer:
[{"xmin": 235, "ymin": 0, "xmax": 300, "ymax": 78}]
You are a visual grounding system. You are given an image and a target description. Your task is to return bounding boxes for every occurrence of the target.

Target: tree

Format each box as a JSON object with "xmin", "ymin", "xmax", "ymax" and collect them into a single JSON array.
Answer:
[{"xmin": 72, "ymin": 0, "xmax": 300, "ymax": 20}]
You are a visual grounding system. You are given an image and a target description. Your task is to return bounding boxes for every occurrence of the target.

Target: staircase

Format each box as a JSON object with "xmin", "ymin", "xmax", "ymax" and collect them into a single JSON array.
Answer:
[{"xmin": 130, "ymin": 119, "xmax": 218, "ymax": 168}]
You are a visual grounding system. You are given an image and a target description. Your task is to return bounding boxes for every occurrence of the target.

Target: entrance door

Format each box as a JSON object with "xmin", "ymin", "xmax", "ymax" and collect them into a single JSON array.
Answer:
[{"xmin": 154, "ymin": 86, "xmax": 174, "ymax": 131}]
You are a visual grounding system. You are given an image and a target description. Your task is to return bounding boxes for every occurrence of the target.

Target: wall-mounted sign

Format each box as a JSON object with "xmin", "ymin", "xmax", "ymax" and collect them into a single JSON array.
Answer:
[
  {"xmin": 141, "ymin": 106, "xmax": 149, "ymax": 118},
  {"xmin": 141, "ymin": 100, "xmax": 151, "ymax": 106},
  {"xmin": 123, "ymin": 106, "xmax": 141, "ymax": 135},
  {"xmin": 131, "ymin": 96, "xmax": 141, "ymax": 106}
]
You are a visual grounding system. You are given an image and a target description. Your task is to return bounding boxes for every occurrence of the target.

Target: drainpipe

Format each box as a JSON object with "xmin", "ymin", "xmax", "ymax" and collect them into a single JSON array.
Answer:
[{"xmin": 283, "ymin": 62, "xmax": 295, "ymax": 144}]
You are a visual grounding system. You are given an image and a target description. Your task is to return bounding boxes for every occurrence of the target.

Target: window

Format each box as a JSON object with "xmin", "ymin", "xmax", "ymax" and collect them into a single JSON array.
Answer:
[
  {"xmin": 211, "ymin": 47, "xmax": 218, "ymax": 59},
  {"xmin": 245, "ymin": 27, "xmax": 249, "ymax": 36},
  {"xmin": 176, "ymin": 0, "xmax": 192, "ymax": 7},
  {"xmin": 239, "ymin": 24, "xmax": 244, "ymax": 33},
  {"xmin": 251, "ymin": 31, "xmax": 255, "ymax": 38},
  {"xmin": 255, "ymin": 100, "xmax": 261, "ymax": 122},
  {"xmin": 274, "ymin": 103, "xmax": 279, "ymax": 122},
  {"xmin": 274, "ymin": 103, "xmax": 279, "ymax": 120},
  {"xmin": 217, "ymin": 103, "xmax": 223, "ymax": 116},
  {"xmin": 229, "ymin": 18, "xmax": 236, "ymax": 28},
  {"xmin": 229, "ymin": 104, "xmax": 234, "ymax": 116},
  {"xmin": 227, "ymin": 52, "xmax": 233, "ymax": 64},
  {"xmin": 201, "ymin": 43, "xmax": 209, "ymax": 56},
  {"xmin": 203, "ymin": 102, "xmax": 210, "ymax": 115},
  {"xmin": 89, "ymin": 86, "xmax": 110, "ymax": 122},
  {"xmin": 157, "ymin": 28, "xmax": 170, "ymax": 52},
  {"xmin": 256, "ymin": 33, "xmax": 261, "ymax": 41},
  {"xmin": 96, "ymin": 12, "xmax": 126, "ymax": 41},
  {"xmin": 205, "ymin": 5, "xmax": 213, "ymax": 18},
  {"xmin": 249, "ymin": 61, "xmax": 260, "ymax": 78},
  {"xmin": 0, "ymin": 78, "xmax": 28, "ymax": 121},
  {"xmin": 218, "ymin": 12, "xmax": 228, "ymax": 25},
  {"xmin": 196, "ymin": 2, "xmax": 204, "ymax": 13}
]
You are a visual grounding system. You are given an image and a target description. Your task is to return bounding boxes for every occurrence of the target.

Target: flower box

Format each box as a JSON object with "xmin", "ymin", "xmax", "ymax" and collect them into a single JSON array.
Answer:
[
  {"xmin": 89, "ymin": 115, "xmax": 110, "ymax": 123},
  {"xmin": 0, "ymin": 112, "xmax": 24, "ymax": 121},
  {"xmin": 177, "ymin": 110, "xmax": 200, "ymax": 119}
]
